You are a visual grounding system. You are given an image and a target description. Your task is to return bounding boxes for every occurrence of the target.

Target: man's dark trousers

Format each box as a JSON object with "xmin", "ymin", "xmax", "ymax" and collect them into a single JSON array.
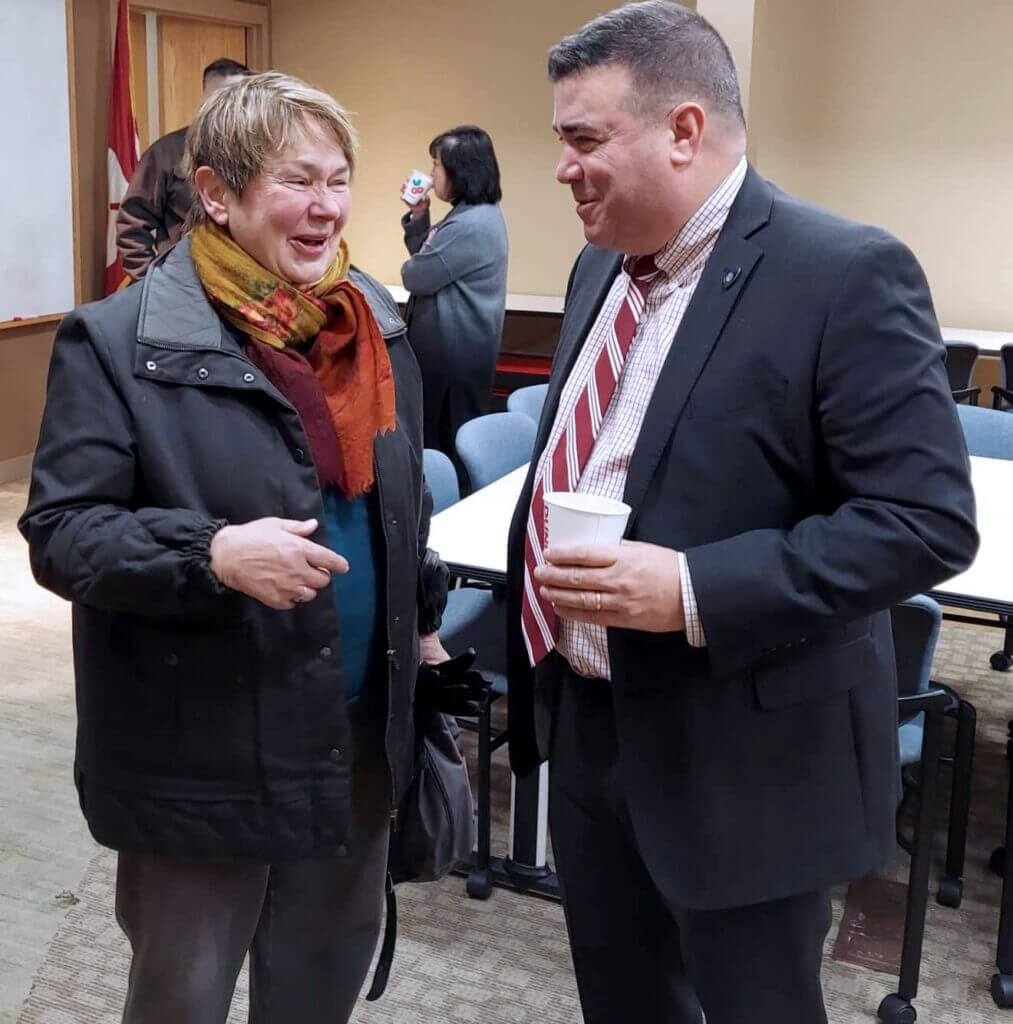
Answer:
[{"xmin": 549, "ymin": 662, "xmax": 832, "ymax": 1024}]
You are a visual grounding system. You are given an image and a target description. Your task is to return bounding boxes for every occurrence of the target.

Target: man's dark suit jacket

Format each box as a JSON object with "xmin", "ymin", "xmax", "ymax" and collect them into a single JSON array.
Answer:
[{"xmin": 506, "ymin": 166, "xmax": 978, "ymax": 912}]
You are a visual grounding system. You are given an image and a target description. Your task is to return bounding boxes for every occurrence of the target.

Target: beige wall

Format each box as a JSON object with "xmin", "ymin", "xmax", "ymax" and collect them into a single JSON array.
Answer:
[
  {"xmin": 271, "ymin": 0, "xmax": 642, "ymax": 297},
  {"xmin": 749, "ymin": 0, "xmax": 1013, "ymax": 330}
]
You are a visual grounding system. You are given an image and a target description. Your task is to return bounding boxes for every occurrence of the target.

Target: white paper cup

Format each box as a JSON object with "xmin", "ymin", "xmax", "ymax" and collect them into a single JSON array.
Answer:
[
  {"xmin": 401, "ymin": 169, "xmax": 433, "ymax": 205},
  {"xmin": 543, "ymin": 492, "xmax": 632, "ymax": 548}
]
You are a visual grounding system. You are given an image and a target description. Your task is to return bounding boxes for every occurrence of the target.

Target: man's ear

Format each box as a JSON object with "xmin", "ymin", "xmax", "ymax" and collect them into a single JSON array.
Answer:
[
  {"xmin": 667, "ymin": 102, "xmax": 705, "ymax": 168},
  {"xmin": 193, "ymin": 166, "xmax": 231, "ymax": 226}
]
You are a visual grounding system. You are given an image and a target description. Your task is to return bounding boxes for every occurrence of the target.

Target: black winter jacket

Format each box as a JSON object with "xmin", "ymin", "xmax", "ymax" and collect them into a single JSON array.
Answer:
[{"xmin": 19, "ymin": 238, "xmax": 445, "ymax": 861}]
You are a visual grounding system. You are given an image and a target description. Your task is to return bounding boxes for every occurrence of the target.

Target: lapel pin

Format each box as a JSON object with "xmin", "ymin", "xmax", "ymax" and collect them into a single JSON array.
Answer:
[{"xmin": 722, "ymin": 266, "xmax": 741, "ymax": 289}]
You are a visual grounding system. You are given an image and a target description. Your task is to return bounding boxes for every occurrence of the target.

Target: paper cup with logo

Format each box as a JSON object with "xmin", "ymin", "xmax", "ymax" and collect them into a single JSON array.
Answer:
[
  {"xmin": 543, "ymin": 491, "xmax": 631, "ymax": 548},
  {"xmin": 401, "ymin": 169, "xmax": 433, "ymax": 205}
]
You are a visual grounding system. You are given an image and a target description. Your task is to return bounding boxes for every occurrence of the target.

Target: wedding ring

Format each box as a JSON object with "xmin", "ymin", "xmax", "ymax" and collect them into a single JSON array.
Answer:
[
  {"xmin": 594, "ymin": 591, "xmax": 602, "ymax": 612},
  {"xmin": 295, "ymin": 586, "xmax": 311, "ymax": 603}
]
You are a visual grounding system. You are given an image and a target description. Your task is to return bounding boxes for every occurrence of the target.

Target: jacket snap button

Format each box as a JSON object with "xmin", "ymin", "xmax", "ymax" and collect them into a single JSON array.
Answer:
[
  {"xmin": 165, "ymin": 652, "xmax": 179, "ymax": 667},
  {"xmin": 293, "ymin": 448, "xmax": 305, "ymax": 463},
  {"xmin": 197, "ymin": 367, "xmax": 209, "ymax": 380},
  {"xmin": 145, "ymin": 360, "xmax": 157, "ymax": 371},
  {"xmin": 391, "ymin": 518, "xmax": 398, "ymax": 526},
  {"xmin": 243, "ymin": 372, "xmax": 255, "ymax": 383},
  {"xmin": 329, "ymin": 747, "xmax": 342, "ymax": 762},
  {"xmin": 320, "ymin": 646, "xmax": 333, "ymax": 660},
  {"xmin": 336, "ymin": 845, "xmax": 348, "ymax": 857},
  {"xmin": 394, "ymin": 615, "xmax": 400, "ymax": 625}
]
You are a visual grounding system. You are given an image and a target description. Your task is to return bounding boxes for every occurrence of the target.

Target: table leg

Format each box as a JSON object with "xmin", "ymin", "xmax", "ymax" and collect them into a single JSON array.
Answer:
[{"xmin": 992, "ymin": 720, "xmax": 1013, "ymax": 1006}]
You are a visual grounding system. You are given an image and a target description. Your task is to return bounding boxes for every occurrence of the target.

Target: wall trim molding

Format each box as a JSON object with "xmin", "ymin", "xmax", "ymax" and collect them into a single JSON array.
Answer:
[{"xmin": 0, "ymin": 454, "xmax": 33, "ymax": 485}]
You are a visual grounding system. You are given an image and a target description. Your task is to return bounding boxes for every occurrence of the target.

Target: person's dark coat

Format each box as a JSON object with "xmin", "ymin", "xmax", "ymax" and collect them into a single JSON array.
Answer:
[
  {"xmin": 401, "ymin": 202, "xmax": 508, "ymax": 456},
  {"xmin": 115, "ymin": 127, "xmax": 191, "ymax": 282},
  {"xmin": 506, "ymin": 166, "xmax": 979, "ymax": 911},
  {"xmin": 20, "ymin": 238, "xmax": 443, "ymax": 862}
]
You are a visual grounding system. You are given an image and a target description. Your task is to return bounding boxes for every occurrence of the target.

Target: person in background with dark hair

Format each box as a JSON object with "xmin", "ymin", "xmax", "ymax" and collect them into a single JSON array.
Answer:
[
  {"xmin": 116, "ymin": 57, "xmax": 251, "ymax": 282},
  {"xmin": 400, "ymin": 126, "xmax": 508, "ymax": 466}
]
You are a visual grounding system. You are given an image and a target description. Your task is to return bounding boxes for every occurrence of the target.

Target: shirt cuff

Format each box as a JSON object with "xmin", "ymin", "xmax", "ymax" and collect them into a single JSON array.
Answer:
[{"xmin": 678, "ymin": 551, "xmax": 706, "ymax": 648}]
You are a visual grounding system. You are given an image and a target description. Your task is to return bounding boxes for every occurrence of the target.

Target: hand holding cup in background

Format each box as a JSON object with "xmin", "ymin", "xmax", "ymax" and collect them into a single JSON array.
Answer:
[{"xmin": 401, "ymin": 168, "xmax": 433, "ymax": 219}]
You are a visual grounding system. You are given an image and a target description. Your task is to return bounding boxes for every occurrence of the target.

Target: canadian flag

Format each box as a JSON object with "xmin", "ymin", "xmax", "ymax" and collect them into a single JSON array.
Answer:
[{"xmin": 103, "ymin": 0, "xmax": 139, "ymax": 296}]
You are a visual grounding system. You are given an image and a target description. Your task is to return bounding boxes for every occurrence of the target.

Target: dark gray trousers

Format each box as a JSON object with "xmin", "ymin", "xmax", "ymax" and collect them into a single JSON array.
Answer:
[
  {"xmin": 115, "ymin": 714, "xmax": 391, "ymax": 1024},
  {"xmin": 549, "ymin": 666, "xmax": 832, "ymax": 1024}
]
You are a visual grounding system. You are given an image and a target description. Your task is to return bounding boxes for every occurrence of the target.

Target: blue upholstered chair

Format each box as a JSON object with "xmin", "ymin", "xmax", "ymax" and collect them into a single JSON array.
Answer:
[
  {"xmin": 956, "ymin": 404, "xmax": 1013, "ymax": 672},
  {"xmin": 506, "ymin": 383, "xmax": 550, "ymax": 426},
  {"xmin": 423, "ymin": 446, "xmax": 509, "ymax": 899},
  {"xmin": 882, "ymin": 596, "xmax": 957, "ymax": 1023},
  {"xmin": 423, "ymin": 447, "xmax": 459, "ymax": 517},
  {"xmin": 454, "ymin": 412, "xmax": 536, "ymax": 493}
]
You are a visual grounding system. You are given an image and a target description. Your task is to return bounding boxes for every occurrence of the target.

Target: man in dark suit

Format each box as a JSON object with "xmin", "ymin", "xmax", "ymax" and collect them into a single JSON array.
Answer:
[{"xmin": 505, "ymin": 4, "xmax": 978, "ymax": 1022}]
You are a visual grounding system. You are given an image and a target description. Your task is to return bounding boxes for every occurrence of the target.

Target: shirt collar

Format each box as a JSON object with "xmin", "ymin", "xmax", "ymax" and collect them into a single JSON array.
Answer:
[{"xmin": 624, "ymin": 155, "xmax": 748, "ymax": 283}]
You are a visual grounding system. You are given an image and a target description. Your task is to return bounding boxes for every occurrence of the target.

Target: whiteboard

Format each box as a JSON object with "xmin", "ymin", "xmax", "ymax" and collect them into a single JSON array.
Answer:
[{"xmin": 0, "ymin": 0, "xmax": 75, "ymax": 322}]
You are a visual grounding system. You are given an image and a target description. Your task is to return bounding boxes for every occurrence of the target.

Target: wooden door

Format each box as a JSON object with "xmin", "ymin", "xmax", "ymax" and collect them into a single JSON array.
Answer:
[
  {"xmin": 128, "ymin": 11, "xmax": 150, "ymax": 150},
  {"xmin": 157, "ymin": 16, "xmax": 246, "ymax": 135}
]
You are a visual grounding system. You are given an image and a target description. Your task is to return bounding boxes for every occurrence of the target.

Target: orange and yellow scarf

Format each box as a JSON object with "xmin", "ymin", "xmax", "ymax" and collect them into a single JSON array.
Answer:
[{"xmin": 190, "ymin": 222, "xmax": 396, "ymax": 498}]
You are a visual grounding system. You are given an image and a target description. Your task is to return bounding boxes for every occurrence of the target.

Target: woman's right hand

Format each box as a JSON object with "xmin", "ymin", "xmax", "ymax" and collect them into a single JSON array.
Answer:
[
  {"xmin": 401, "ymin": 177, "xmax": 430, "ymax": 219},
  {"xmin": 209, "ymin": 517, "xmax": 348, "ymax": 610}
]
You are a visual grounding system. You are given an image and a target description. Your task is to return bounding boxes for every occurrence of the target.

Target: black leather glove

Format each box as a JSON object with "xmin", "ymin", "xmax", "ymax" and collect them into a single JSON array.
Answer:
[{"xmin": 415, "ymin": 648, "xmax": 491, "ymax": 717}]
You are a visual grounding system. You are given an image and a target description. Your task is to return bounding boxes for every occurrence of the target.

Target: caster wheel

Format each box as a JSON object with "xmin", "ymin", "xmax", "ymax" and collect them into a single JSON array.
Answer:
[
  {"xmin": 991, "ymin": 652, "xmax": 1013, "ymax": 672},
  {"xmin": 466, "ymin": 870, "xmax": 492, "ymax": 900},
  {"xmin": 992, "ymin": 973, "xmax": 1013, "ymax": 1008},
  {"xmin": 991, "ymin": 847, "xmax": 1007, "ymax": 877},
  {"xmin": 937, "ymin": 875, "xmax": 963, "ymax": 908},
  {"xmin": 878, "ymin": 992, "xmax": 916, "ymax": 1023}
]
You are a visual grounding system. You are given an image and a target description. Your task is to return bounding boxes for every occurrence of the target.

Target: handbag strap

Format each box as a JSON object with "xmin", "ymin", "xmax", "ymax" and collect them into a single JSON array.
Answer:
[{"xmin": 365, "ymin": 872, "xmax": 397, "ymax": 1000}]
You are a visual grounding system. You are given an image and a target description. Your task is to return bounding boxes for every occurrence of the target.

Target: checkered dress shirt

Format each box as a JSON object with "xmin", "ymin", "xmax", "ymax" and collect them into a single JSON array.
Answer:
[{"xmin": 536, "ymin": 156, "xmax": 747, "ymax": 680}]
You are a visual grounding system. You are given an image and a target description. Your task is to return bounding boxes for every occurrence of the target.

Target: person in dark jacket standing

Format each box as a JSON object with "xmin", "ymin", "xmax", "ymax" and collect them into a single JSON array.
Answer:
[
  {"xmin": 115, "ymin": 57, "xmax": 251, "ymax": 282},
  {"xmin": 400, "ymin": 126, "xmax": 508, "ymax": 466},
  {"xmin": 21, "ymin": 72, "xmax": 450, "ymax": 1024}
]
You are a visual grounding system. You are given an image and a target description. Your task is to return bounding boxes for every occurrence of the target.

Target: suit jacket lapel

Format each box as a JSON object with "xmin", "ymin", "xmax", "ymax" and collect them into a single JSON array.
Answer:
[{"xmin": 623, "ymin": 167, "xmax": 774, "ymax": 527}]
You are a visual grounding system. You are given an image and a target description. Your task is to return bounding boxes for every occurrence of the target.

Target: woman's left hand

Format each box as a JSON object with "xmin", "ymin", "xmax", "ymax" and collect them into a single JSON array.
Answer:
[{"xmin": 419, "ymin": 632, "xmax": 451, "ymax": 665}]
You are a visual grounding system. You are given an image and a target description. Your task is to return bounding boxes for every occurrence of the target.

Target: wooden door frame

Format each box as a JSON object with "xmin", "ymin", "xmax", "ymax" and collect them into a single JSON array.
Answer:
[{"xmin": 128, "ymin": 0, "xmax": 270, "ymax": 68}]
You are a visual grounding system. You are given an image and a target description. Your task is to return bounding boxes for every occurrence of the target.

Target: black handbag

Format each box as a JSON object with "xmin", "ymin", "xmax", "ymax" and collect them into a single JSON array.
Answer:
[{"xmin": 366, "ymin": 650, "xmax": 488, "ymax": 1000}]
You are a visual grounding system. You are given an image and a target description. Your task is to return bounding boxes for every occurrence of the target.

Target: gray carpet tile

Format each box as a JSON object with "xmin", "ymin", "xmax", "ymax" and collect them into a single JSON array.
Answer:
[{"xmin": 3, "ymin": 476, "xmax": 1013, "ymax": 1022}]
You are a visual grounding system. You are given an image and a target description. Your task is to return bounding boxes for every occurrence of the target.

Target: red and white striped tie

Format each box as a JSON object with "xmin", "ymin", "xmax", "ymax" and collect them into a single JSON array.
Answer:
[{"xmin": 520, "ymin": 254, "xmax": 660, "ymax": 667}]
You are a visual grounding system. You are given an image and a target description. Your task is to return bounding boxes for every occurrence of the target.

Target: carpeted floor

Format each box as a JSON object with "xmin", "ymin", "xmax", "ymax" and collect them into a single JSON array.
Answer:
[{"xmin": 4, "ymin": 476, "xmax": 1013, "ymax": 1023}]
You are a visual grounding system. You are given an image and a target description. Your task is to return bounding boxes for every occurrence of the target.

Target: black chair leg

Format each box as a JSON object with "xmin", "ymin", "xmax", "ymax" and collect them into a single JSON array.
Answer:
[
  {"xmin": 992, "ymin": 720, "xmax": 1013, "ymax": 1006},
  {"xmin": 991, "ymin": 621, "xmax": 1013, "ymax": 673},
  {"xmin": 938, "ymin": 699, "xmax": 976, "ymax": 908},
  {"xmin": 466, "ymin": 693, "xmax": 494, "ymax": 900},
  {"xmin": 880, "ymin": 702, "xmax": 943, "ymax": 1024}
]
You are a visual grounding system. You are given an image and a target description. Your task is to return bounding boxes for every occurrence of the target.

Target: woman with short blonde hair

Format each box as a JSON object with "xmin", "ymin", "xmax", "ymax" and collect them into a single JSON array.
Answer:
[{"xmin": 22, "ymin": 71, "xmax": 450, "ymax": 1023}]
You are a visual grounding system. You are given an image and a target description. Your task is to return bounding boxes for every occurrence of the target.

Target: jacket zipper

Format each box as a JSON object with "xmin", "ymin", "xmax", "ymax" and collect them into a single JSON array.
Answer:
[{"xmin": 371, "ymin": 456, "xmax": 401, "ymax": 818}]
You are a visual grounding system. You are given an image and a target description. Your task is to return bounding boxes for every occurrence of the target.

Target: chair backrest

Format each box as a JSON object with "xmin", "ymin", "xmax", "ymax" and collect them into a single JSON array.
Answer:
[
  {"xmin": 423, "ymin": 448, "xmax": 460, "ymax": 514},
  {"xmin": 890, "ymin": 594, "xmax": 942, "ymax": 697},
  {"xmin": 1002, "ymin": 344, "xmax": 1012, "ymax": 390},
  {"xmin": 943, "ymin": 341, "xmax": 979, "ymax": 391},
  {"xmin": 507, "ymin": 383, "xmax": 550, "ymax": 426},
  {"xmin": 455, "ymin": 412, "xmax": 536, "ymax": 492},
  {"xmin": 956, "ymin": 403, "xmax": 1013, "ymax": 460}
]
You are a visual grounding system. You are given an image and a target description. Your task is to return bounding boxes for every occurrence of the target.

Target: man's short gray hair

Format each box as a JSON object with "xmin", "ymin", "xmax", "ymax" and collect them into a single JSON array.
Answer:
[
  {"xmin": 182, "ymin": 71, "xmax": 359, "ymax": 228},
  {"xmin": 548, "ymin": 1, "xmax": 744, "ymax": 127}
]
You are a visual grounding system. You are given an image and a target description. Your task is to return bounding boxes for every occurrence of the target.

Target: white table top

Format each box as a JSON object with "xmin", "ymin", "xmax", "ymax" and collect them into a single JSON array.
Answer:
[
  {"xmin": 385, "ymin": 284, "xmax": 564, "ymax": 315},
  {"xmin": 428, "ymin": 464, "xmax": 527, "ymax": 582},
  {"xmin": 429, "ymin": 456, "xmax": 1012, "ymax": 611},
  {"xmin": 387, "ymin": 283, "xmax": 1008, "ymax": 340},
  {"xmin": 932, "ymin": 456, "xmax": 1013, "ymax": 613},
  {"xmin": 940, "ymin": 327, "xmax": 1012, "ymax": 357}
]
